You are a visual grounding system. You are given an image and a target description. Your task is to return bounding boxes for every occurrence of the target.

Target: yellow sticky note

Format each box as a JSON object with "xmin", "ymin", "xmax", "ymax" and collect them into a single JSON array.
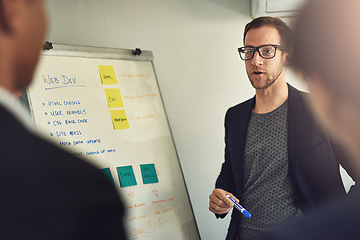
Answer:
[
  {"xmin": 98, "ymin": 65, "xmax": 118, "ymax": 85},
  {"xmin": 110, "ymin": 110, "xmax": 130, "ymax": 129},
  {"xmin": 105, "ymin": 88, "xmax": 124, "ymax": 108}
]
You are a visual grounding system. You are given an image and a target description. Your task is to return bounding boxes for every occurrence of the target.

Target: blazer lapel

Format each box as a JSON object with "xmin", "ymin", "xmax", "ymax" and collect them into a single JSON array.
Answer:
[
  {"xmin": 230, "ymin": 97, "xmax": 255, "ymax": 195},
  {"xmin": 287, "ymin": 84, "xmax": 303, "ymax": 193}
]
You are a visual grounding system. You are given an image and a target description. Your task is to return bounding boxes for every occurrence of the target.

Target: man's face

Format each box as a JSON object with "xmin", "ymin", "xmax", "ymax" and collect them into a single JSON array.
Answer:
[
  {"xmin": 244, "ymin": 26, "xmax": 288, "ymax": 91},
  {"xmin": 14, "ymin": 0, "xmax": 47, "ymax": 91}
]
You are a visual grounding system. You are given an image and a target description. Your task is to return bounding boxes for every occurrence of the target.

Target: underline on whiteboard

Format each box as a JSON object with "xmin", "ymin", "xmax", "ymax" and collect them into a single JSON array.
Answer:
[{"xmin": 45, "ymin": 85, "xmax": 87, "ymax": 90}]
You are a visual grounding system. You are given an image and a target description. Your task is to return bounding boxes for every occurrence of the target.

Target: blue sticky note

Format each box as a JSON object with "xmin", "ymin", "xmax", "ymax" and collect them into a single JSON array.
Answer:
[
  {"xmin": 117, "ymin": 166, "xmax": 137, "ymax": 187},
  {"xmin": 140, "ymin": 164, "xmax": 159, "ymax": 184},
  {"xmin": 101, "ymin": 168, "xmax": 115, "ymax": 186}
]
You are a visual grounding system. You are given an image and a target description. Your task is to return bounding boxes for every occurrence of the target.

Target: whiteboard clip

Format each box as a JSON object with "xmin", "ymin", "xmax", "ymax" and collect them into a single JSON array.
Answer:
[
  {"xmin": 43, "ymin": 41, "xmax": 53, "ymax": 51},
  {"xmin": 133, "ymin": 48, "xmax": 142, "ymax": 55}
]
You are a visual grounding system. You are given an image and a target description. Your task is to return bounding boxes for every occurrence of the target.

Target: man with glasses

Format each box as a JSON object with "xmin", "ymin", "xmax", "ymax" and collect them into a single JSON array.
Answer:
[{"xmin": 208, "ymin": 16, "xmax": 355, "ymax": 240}]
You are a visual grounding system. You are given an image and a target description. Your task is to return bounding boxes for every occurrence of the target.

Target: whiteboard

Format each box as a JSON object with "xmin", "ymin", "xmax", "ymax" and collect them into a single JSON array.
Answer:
[{"xmin": 26, "ymin": 44, "xmax": 199, "ymax": 240}]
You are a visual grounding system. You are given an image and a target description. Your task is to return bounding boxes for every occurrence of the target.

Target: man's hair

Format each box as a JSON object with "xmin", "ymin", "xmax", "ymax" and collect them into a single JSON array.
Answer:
[{"xmin": 243, "ymin": 17, "xmax": 292, "ymax": 50}]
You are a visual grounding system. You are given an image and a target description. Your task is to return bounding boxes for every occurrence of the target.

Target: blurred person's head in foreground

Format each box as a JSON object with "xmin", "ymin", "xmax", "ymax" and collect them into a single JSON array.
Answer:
[{"xmin": 292, "ymin": 0, "xmax": 360, "ymax": 179}]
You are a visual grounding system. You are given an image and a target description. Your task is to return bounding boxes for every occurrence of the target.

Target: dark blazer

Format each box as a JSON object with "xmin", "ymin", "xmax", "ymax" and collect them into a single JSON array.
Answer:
[
  {"xmin": 215, "ymin": 84, "xmax": 355, "ymax": 240},
  {"xmin": 0, "ymin": 105, "xmax": 127, "ymax": 239}
]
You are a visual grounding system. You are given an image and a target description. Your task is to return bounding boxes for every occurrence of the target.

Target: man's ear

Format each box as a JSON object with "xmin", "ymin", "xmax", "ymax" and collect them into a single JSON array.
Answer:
[{"xmin": 283, "ymin": 51, "xmax": 291, "ymax": 66}]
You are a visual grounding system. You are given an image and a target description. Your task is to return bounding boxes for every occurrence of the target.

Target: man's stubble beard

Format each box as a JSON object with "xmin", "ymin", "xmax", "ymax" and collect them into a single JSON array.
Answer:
[{"xmin": 248, "ymin": 65, "xmax": 285, "ymax": 91}]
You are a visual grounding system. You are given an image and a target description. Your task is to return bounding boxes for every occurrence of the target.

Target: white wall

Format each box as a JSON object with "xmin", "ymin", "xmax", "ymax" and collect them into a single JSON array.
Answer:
[{"xmin": 44, "ymin": 1, "xmax": 353, "ymax": 239}]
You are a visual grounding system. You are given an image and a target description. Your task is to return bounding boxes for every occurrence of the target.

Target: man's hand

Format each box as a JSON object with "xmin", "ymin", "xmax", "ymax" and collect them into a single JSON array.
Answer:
[{"xmin": 209, "ymin": 188, "xmax": 239, "ymax": 215}]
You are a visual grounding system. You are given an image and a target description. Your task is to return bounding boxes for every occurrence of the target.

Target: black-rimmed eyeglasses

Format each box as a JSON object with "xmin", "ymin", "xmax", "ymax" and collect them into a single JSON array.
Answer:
[{"xmin": 238, "ymin": 44, "xmax": 288, "ymax": 61}]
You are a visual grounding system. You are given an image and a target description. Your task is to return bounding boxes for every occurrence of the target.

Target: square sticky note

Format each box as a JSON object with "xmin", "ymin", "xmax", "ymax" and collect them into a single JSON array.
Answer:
[
  {"xmin": 98, "ymin": 65, "xmax": 118, "ymax": 85},
  {"xmin": 117, "ymin": 166, "xmax": 137, "ymax": 187},
  {"xmin": 100, "ymin": 168, "xmax": 115, "ymax": 186},
  {"xmin": 105, "ymin": 88, "xmax": 124, "ymax": 108},
  {"xmin": 140, "ymin": 164, "xmax": 159, "ymax": 184},
  {"xmin": 110, "ymin": 109, "xmax": 130, "ymax": 129}
]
